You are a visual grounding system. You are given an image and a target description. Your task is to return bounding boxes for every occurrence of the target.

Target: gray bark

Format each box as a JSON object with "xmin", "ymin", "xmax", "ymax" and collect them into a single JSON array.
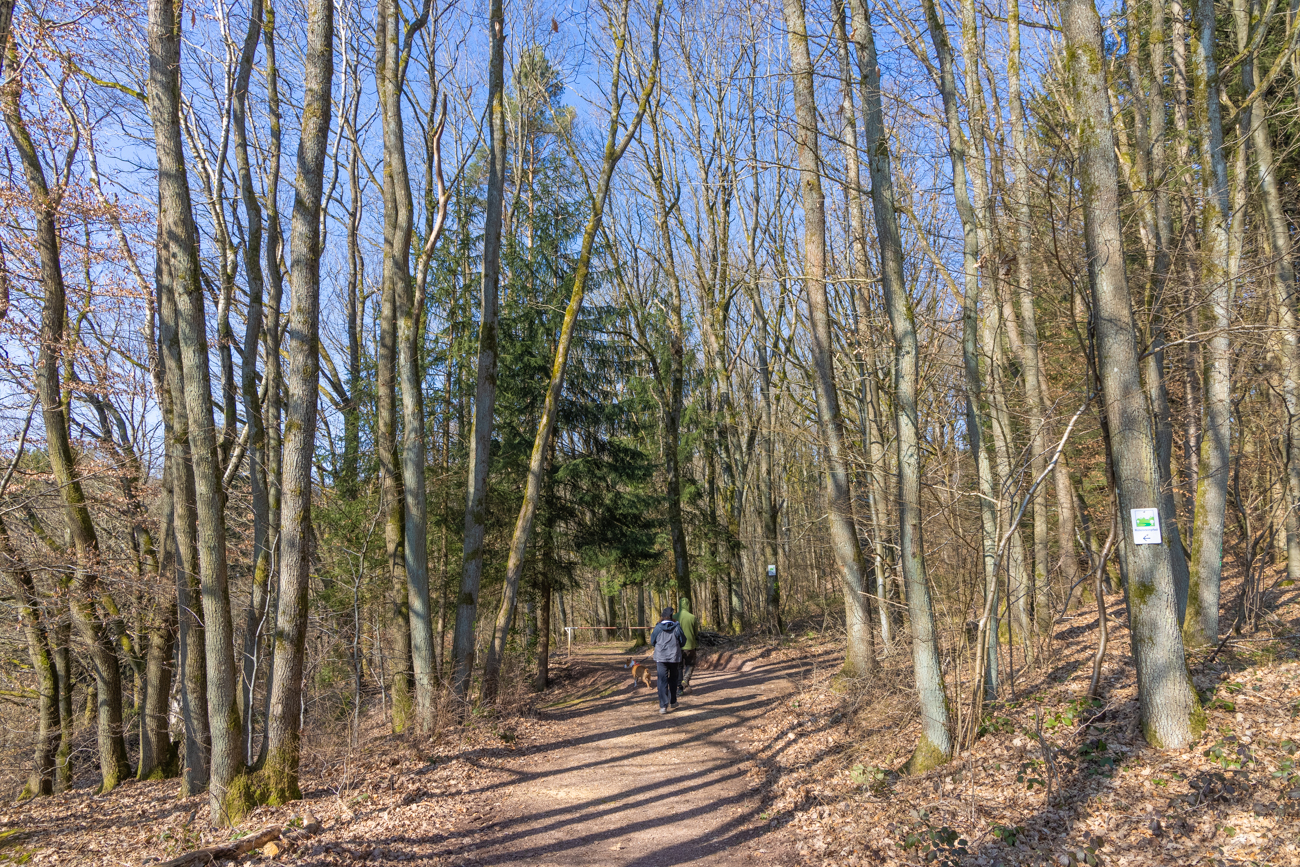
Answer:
[
  {"xmin": 2, "ymin": 62, "xmax": 131, "ymax": 795},
  {"xmin": 377, "ymin": 0, "xmax": 436, "ymax": 731},
  {"xmin": 263, "ymin": 0, "xmax": 332, "ymax": 803},
  {"xmin": 1061, "ymin": 0, "xmax": 1201, "ymax": 749},
  {"xmin": 148, "ymin": 0, "xmax": 245, "ymax": 818},
  {"xmin": 1185, "ymin": 0, "xmax": 1235, "ymax": 646},
  {"xmin": 783, "ymin": 0, "xmax": 876, "ymax": 677},
  {"xmin": 452, "ymin": 0, "xmax": 507, "ymax": 703},
  {"xmin": 232, "ymin": 0, "xmax": 272, "ymax": 764},
  {"xmin": 849, "ymin": 0, "xmax": 951, "ymax": 769}
]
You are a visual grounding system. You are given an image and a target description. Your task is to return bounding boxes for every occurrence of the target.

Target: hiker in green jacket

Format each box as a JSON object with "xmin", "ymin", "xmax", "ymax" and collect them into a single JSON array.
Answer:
[{"xmin": 678, "ymin": 599, "xmax": 699, "ymax": 692}]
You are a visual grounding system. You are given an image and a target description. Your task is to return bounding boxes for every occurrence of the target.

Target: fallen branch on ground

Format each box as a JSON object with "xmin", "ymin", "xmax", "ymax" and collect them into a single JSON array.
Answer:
[{"xmin": 149, "ymin": 813, "xmax": 323, "ymax": 867}]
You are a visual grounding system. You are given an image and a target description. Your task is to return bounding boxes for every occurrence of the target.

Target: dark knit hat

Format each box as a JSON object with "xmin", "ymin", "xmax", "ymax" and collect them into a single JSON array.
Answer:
[{"xmin": 661, "ymin": 607, "xmax": 674, "ymax": 620}]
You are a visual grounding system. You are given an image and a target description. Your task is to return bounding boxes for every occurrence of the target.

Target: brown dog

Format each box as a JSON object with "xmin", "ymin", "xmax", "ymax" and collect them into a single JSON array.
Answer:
[{"xmin": 629, "ymin": 659, "xmax": 653, "ymax": 689}]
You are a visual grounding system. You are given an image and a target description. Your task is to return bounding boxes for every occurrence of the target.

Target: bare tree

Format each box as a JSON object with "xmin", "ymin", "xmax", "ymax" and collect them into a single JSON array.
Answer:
[
  {"xmin": 452, "ymin": 0, "xmax": 507, "ymax": 703},
  {"xmin": 1061, "ymin": 0, "xmax": 1201, "ymax": 750},
  {"xmin": 261, "ymin": 0, "xmax": 333, "ymax": 806}
]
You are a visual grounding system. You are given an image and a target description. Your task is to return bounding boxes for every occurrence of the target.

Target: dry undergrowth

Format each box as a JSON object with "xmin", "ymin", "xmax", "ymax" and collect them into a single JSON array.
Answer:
[
  {"xmin": 744, "ymin": 576, "xmax": 1300, "ymax": 867},
  {"xmin": 1, "ymin": 587, "xmax": 1297, "ymax": 867}
]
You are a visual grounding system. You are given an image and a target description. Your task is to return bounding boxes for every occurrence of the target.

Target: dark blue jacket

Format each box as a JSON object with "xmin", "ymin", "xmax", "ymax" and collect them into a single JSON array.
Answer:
[{"xmin": 650, "ymin": 619, "xmax": 685, "ymax": 663}]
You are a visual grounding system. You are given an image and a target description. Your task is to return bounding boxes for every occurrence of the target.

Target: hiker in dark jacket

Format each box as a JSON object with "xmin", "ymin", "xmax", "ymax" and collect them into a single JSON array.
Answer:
[{"xmin": 650, "ymin": 607, "xmax": 686, "ymax": 714}]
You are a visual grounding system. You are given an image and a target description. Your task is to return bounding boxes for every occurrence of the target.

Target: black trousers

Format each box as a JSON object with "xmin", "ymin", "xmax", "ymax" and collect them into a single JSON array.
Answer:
[
  {"xmin": 656, "ymin": 661, "xmax": 681, "ymax": 708},
  {"xmin": 682, "ymin": 649, "xmax": 697, "ymax": 686}
]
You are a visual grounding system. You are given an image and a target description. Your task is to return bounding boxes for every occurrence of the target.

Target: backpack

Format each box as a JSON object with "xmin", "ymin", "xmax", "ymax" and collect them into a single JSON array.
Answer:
[{"xmin": 654, "ymin": 620, "xmax": 681, "ymax": 656}]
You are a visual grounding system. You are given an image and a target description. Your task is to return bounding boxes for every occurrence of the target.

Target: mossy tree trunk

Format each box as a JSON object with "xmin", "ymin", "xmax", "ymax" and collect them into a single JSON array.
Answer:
[
  {"xmin": 260, "ymin": 0, "xmax": 333, "ymax": 808},
  {"xmin": 1061, "ymin": 0, "xmax": 1202, "ymax": 749},
  {"xmin": 2, "ymin": 56, "xmax": 131, "ymax": 794},
  {"xmin": 849, "ymin": 0, "xmax": 952, "ymax": 770},
  {"xmin": 147, "ymin": 0, "xmax": 246, "ymax": 820},
  {"xmin": 231, "ymin": 0, "xmax": 274, "ymax": 763},
  {"xmin": 0, "ymin": 517, "xmax": 60, "ymax": 798},
  {"xmin": 452, "ymin": 0, "xmax": 507, "ymax": 705},
  {"xmin": 782, "ymin": 0, "xmax": 876, "ymax": 678}
]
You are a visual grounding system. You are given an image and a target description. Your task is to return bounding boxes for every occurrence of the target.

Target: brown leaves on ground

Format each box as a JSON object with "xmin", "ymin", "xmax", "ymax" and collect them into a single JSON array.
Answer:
[
  {"xmin": 3, "ymin": 585, "xmax": 1298, "ymax": 867},
  {"xmin": 748, "ymin": 574, "xmax": 1300, "ymax": 867}
]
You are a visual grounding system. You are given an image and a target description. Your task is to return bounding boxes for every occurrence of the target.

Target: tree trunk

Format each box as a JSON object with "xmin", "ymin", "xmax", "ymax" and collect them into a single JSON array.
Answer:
[
  {"xmin": 1245, "ymin": 16, "xmax": 1300, "ymax": 585},
  {"xmin": 2, "ymin": 59, "xmax": 131, "ymax": 795},
  {"xmin": 376, "ymin": 0, "xmax": 436, "ymax": 733},
  {"xmin": 1184, "ymin": 0, "xmax": 1237, "ymax": 646},
  {"xmin": 255, "ymin": 0, "xmax": 285, "ymax": 771},
  {"xmin": 536, "ymin": 581, "xmax": 551, "ymax": 690},
  {"xmin": 232, "ymin": 0, "xmax": 272, "ymax": 765},
  {"xmin": 0, "ymin": 517, "xmax": 60, "ymax": 798},
  {"xmin": 921, "ymin": 0, "xmax": 1003, "ymax": 689},
  {"xmin": 149, "ymin": 0, "xmax": 247, "ymax": 819},
  {"xmin": 479, "ymin": 1, "xmax": 661, "ymax": 702},
  {"xmin": 1008, "ymin": 0, "xmax": 1067, "ymax": 623},
  {"xmin": 377, "ymin": 146, "xmax": 412, "ymax": 730},
  {"xmin": 783, "ymin": 0, "xmax": 876, "ymax": 677},
  {"xmin": 157, "ymin": 241, "xmax": 210, "ymax": 795},
  {"xmin": 452, "ymin": 0, "xmax": 507, "ymax": 703},
  {"xmin": 138, "ymin": 471, "xmax": 178, "ymax": 781},
  {"xmin": 261, "ymin": 0, "xmax": 332, "ymax": 806},
  {"xmin": 1061, "ymin": 0, "xmax": 1201, "ymax": 749},
  {"xmin": 849, "ymin": 0, "xmax": 951, "ymax": 769}
]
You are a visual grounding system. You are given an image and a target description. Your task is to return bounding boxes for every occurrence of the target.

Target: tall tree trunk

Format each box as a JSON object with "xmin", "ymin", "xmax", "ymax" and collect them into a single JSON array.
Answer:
[
  {"xmin": 253, "ymin": 0, "xmax": 285, "ymax": 768},
  {"xmin": 1008, "ymin": 0, "xmax": 1067, "ymax": 622},
  {"xmin": 756, "ymin": 311, "xmax": 782, "ymax": 634},
  {"xmin": 377, "ymin": 0, "xmax": 436, "ymax": 732},
  {"xmin": 148, "ymin": 0, "xmax": 246, "ymax": 820},
  {"xmin": 1185, "ymin": 0, "xmax": 1237, "ymax": 646},
  {"xmin": 833, "ymin": 0, "xmax": 879, "ymax": 647},
  {"xmin": 452, "ymin": 0, "xmax": 507, "ymax": 703},
  {"xmin": 849, "ymin": 0, "xmax": 951, "ymax": 770},
  {"xmin": 2, "ymin": 58, "xmax": 131, "ymax": 795},
  {"xmin": 1061, "ymin": 0, "xmax": 1201, "ymax": 749},
  {"xmin": 783, "ymin": 0, "xmax": 876, "ymax": 678},
  {"xmin": 921, "ymin": 0, "xmax": 1003, "ymax": 691},
  {"xmin": 159, "ymin": 262, "xmax": 210, "ymax": 793},
  {"xmin": 1245, "ymin": 14, "xmax": 1300, "ymax": 585},
  {"xmin": 377, "ymin": 142, "xmax": 412, "ymax": 730},
  {"xmin": 232, "ymin": 0, "xmax": 272, "ymax": 764},
  {"xmin": 340, "ymin": 71, "xmax": 363, "ymax": 503},
  {"xmin": 261, "ymin": 0, "xmax": 332, "ymax": 805}
]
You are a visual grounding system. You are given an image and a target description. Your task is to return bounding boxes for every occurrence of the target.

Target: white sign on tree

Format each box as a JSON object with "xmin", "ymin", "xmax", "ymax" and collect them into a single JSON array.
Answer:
[{"xmin": 1130, "ymin": 508, "xmax": 1162, "ymax": 545}]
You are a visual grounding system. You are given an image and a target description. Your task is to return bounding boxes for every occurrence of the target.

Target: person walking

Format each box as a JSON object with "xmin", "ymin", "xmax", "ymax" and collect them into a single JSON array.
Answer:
[
  {"xmin": 650, "ymin": 607, "xmax": 686, "ymax": 714},
  {"xmin": 678, "ymin": 599, "xmax": 699, "ymax": 693}
]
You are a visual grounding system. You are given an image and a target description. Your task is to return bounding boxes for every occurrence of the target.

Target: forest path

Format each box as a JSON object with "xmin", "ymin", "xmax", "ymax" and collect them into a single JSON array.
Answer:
[{"xmin": 425, "ymin": 644, "xmax": 805, "ymax": 867}]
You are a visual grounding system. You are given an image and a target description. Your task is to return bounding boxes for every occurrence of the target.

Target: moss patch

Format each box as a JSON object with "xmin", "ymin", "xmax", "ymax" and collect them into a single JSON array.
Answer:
[
  {"xmin": 901, "ymin": 734, "xmax": 950, "ymax": 775},
  {"xmin": 222, "ymin": 772, "xmax": 261, "ymax": 826},
  {"xmin": 255, "ymin": 744, "xmax": 303, "ymax": 806}
]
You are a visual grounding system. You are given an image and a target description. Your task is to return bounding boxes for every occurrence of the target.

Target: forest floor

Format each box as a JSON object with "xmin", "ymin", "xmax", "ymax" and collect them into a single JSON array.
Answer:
[{"xmin": 1, "ymin": 572, "xmax": 1298, "ymax": 867}]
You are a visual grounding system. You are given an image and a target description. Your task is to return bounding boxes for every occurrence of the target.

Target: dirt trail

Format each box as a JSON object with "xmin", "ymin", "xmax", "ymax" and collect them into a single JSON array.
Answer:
[
  {"xmin": 422, "ymin": 646, "xmax": 804, "ymax": 867},
  {"xmin": 0, "ymin": 643, "xmax": 815, "ymax": 866}
]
